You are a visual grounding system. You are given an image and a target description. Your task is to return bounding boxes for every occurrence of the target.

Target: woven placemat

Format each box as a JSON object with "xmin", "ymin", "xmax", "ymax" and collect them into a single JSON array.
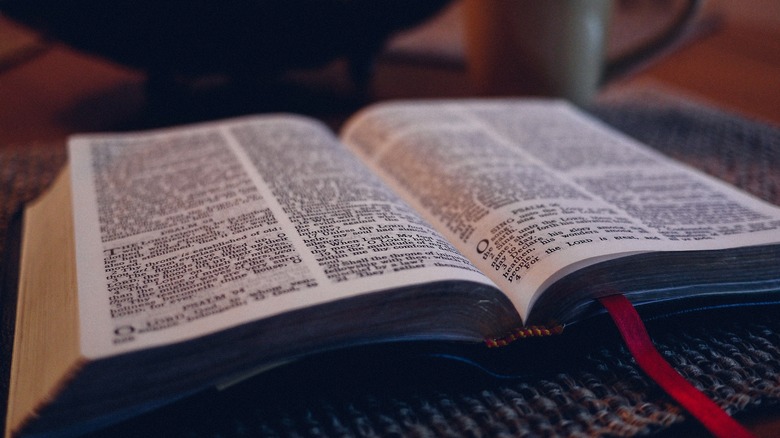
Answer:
[{"xmin": 1, "ymin": 95, "xmax": 779, "ymax": 437}]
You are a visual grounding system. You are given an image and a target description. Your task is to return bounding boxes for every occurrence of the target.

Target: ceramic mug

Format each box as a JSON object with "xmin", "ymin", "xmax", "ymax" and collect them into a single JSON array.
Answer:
[{"xmin": 462, "ymin": 0, "xmax": 699, "ymax": 106}]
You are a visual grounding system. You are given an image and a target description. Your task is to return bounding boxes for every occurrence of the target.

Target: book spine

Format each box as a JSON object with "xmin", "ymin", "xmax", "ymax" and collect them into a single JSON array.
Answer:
[{"xmin": 484, "ymin": 324, "xmax": 565, "ymax": 348}]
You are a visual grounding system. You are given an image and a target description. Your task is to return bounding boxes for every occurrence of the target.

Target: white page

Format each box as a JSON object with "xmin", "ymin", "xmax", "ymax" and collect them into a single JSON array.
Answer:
[
  {"xmin": 70, "ymin": 115, "xmax": 496, "ymax": 358},
  {"xmin": 341, "ymin": 99, "xmax": 780, "ymax": 320}
]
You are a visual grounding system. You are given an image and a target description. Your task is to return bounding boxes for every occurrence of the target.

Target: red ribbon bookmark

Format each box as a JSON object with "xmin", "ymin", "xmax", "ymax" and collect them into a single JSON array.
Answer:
[{"xmin": 598, "ymin": 294, "xmax": 754, "ymax": 438}]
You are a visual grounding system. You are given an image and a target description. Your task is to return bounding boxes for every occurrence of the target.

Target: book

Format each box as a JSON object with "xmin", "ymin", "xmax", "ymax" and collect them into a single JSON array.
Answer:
[{"xmin": 5, "ymin": 99, "xmax": 780, "ymax": 437}]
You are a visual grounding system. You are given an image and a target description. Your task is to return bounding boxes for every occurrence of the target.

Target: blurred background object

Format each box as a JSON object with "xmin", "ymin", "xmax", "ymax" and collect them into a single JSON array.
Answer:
[
  {"xmin": 0, "ymin": 0, "xmax": 709, "ymax": 103},
  {"xmin": 0, "ymin": 0, "xmax": 451, "ymax": 95},
  {"xmin": 384, "ymin": 0, "xmax": 707, "ymax": 105},
  {"xmin": 0, "ymin": 0, "xmax": 778, "ymax": 143},
  {"xmin": 461, "ymin": 0, "xmax": 615, "ymax": 106}
]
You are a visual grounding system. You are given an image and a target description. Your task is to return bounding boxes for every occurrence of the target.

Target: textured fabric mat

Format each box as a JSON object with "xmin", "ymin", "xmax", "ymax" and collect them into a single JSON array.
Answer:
[{"xmin": 1, "ymin": 94, "xmax": 779, "ymax": 437}]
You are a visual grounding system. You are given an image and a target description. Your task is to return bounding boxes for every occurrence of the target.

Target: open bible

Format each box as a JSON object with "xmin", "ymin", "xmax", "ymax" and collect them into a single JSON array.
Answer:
[{"xmin": 6, "ymin": 100, "xmax": 780, "ymax": 437}]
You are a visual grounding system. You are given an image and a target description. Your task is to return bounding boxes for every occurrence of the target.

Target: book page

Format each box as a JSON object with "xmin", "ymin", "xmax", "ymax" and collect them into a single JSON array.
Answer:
[
  {"xmin": 340, "ymin": 100, "xmax": 780, "ymax": 320},
  {"xmin": 70, "ymin": 115, "xmax": 496, "ymax": 358}
]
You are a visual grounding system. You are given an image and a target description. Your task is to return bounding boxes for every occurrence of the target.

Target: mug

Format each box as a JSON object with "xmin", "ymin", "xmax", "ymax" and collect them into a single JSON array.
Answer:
[{"xmin": 462, "ymin": 0, "xmax": 699, "ymax": 106}]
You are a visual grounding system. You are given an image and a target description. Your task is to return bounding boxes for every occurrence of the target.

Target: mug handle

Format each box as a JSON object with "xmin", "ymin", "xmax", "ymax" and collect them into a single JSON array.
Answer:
[{"xmin": 604, "ymin": 0, "xmax": 703, "ymax": 82}]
